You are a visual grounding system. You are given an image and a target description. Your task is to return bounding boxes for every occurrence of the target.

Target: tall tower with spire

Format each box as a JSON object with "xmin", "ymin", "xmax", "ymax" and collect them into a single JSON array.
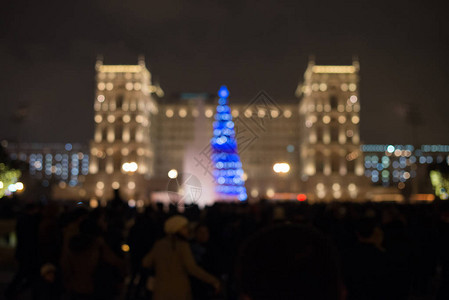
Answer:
[
  {"xmin": 297, "ymin": 57, "xmax": 366, "ymax": 201},
  {"xmin": 86, "ymin": 56, "xmax": 161, "ymax": 203}
]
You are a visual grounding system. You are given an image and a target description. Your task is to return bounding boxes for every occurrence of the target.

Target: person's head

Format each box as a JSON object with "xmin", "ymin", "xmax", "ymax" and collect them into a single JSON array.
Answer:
[
  {"xmin": 194, "ymin": 224, "xmax": 210, "ymax": 244},
  {"xmin": 164, "ymin": 215, "xmax": 189, "ymax": 238},
  {"xmin": 40, "ymin": 263, "xmax": 56, "ymax": 282},
  {"xmin": 356, "ymin": 217, "xmax": 383, "ymax": 247},
  {"xmin": 237, "ymin": 224, "xmax": 344, "ymax": 300}
]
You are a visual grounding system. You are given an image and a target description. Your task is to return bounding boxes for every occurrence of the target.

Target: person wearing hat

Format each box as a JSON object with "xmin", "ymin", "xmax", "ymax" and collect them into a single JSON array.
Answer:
[{"xmin": 142, "ymin": 215, "xmax": 220, "ymax": 300}]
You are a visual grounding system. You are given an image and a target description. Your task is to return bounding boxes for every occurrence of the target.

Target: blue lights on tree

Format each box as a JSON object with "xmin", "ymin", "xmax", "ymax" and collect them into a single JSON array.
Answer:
[{"xmin": 210, "ymin": 86, "xmax": 247, "ymax": 201}]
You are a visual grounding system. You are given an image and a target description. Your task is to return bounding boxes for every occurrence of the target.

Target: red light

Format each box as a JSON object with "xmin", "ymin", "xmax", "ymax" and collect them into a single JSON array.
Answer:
[{"xmin": 297, "ymin": 194, "xmax": 307, "ymax": 201}]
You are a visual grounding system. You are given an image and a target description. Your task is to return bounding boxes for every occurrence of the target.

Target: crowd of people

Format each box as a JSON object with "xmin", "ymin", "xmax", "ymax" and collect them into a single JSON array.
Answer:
[{"xmin": 3, "ymin": 193, "xmax": 449, "ymax": 300}]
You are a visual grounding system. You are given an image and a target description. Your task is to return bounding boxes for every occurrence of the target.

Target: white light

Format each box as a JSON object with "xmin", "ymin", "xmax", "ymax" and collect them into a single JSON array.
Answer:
[
  {"xmin": 0, "ymin": 181, "xmax": 3, "ymax": 189},
  {"xmin": 127, "ymin": 162, "xmax": 138, "ymax": 172},
  {"xmin": 97, "ymin": 95, "xmax": 105, "ymax": 102},
  {"xmin": 15, "ymin": 182, "xmax": 24, "ymax": 191},
  {"xmin": 8, "ymin": 184, "xmax": 17, "ymax": 192},
  {"xmin": 273, "ymin": 163, "xmax": 290, "ymax": 174},
  {"xmin": 350, "ymin": 95, "xmax": 358, "ymax": 103},
  {"xmin": 168, "ymin": 169, "xmax": 178, "ymax": 179},
  {"xmin": 387, "ymin": 145, "xmax": 395, "ymax": 153},
  {"xmin": 128, "ymin": 199, "xmax": 136, "ymax": 207}
]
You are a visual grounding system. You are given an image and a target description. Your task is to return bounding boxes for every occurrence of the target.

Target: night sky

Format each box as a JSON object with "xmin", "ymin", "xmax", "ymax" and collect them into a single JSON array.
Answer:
[{"xmin": 1, "ymin": 0, "xmax": 448, "ymax": 145}]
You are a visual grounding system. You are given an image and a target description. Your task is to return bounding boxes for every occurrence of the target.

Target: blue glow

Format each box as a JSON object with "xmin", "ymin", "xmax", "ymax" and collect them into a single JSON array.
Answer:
[
  {"xmin": 211, "ymin": 85, "xmax": 247, "ymax": 201},
  {"xmin": 218, "ymin": 85, "xmax": 229, "ymax": 98}
]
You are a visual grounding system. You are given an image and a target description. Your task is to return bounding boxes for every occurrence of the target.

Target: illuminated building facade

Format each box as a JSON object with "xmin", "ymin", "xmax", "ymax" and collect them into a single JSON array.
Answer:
[
  {"xmin": 2, "ymin": 141, "xmax": 89, "ymax": 188},
  {"xmin": 296, "ymin": 58, "xmax": 367, "ymax": 200},
  {"xmin": 6, "ymin": 57, "xmax": 449, "ymax": 204},
  {"xmin": 362, "ymin": 144, "xmax": 449, "ymax": 193},
  {"xmin": 81, "ymin": 57, "xmax": 162, "ymax": 202}
]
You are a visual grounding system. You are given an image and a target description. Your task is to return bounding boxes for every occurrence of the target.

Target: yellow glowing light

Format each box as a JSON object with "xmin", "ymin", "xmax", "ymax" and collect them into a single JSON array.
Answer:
[
  {"xmin": 123, "ymin": 115, "xmax": 131, "ymax": 123},
  {"xmin": 98, "ymin": 83, "xmax": 105, "ymax": 90},
  {"xmin": 205, "ymin": 109, "xmax": 214, "ymax": 118},
  {"xmin": 107, "ymin": 115, "xmax": 116, "ymax": 123},
  {"xmin": 266, "ymin": 188, "xmax": 275, "ymax": 198},
  {"xmin": 251, "ymin": 189, "xmax": 259, "ymax": 197},
  {"xmin": 312, "ymin": 66, "xmax": 356, "ymax": 74},
  {"xmin": 121, "ymin": 244, "xmax": 130, "ymax": 252},
  {"xmin": 99, "ymin": 65, "xmax": 143, "ymax": 73},
  {"xmin": 128, "ymin": 181, "xmax": 136, "ymax": 190},
  {"xmin": 106, "ymin": 83, "xmax": 113, "ymax": 91},
  {"xmin": 244, "ymin": 109, "xmax": 252, "ymax": 118},
  {"xmin": 257, "ymin": 109, "xmax": 266, "ymax": 118},
  {"xmin": 94, "ymin": 115, "xmax": 102, "ymax": 123},
  {"xmin": 96, "ymin": 181, "xmax": 104, "ymax": 189},
  {"xmin": 179, "ymin": 109, "xmax": 187, "ymax": 118},
  {"xmin": 134, "ymin": 83, "xmax": 142, "ymax": 90},
  {"xmin": 90, "ymin": 198, "xmax": 99, "ymax": 208},
  {"xmin": 341, "ymin": 83, "xmax": 348, "ymax": 91},
  {"xmin": 0, "ymin": 181, "xmax": 3, "ymax": 189},
  {"xmin": 232, "ymin": 109, "xmax": 239, "ymax": 117},
  {"xmin": 283, "ymin": 110, "xmax": 292, "ymax": 118},
  {"xmin": 112, "ymin": 181, "xmax": 120, "ymax": 189},
  {"xmin": 270, "ymin": 110, "xmax": 279, "ymax": 118},
  {"xmin": 322, "ymin": 115, "xmax": 331, "ymax": 124},
  {"xmin": 126, "ymin": 82, "xmax": 133, "ymax": 90},
  {"xmin": 166, "ymin": 109, "xmax": 174, "ymax": 118},
  {"xmin": 349, "ymin": 83, "xmax": 357, "ymax": 91},
  {"xmin": 351, "ymin": 116, "xmax": 360, "ymax": 124},
  {"xmin": 338, "ymin": 116, "xmax": 346, "ymax": 124},
  {"xmin": 319, "ymin": 83, "xmax": 327, "ymax": 91}
]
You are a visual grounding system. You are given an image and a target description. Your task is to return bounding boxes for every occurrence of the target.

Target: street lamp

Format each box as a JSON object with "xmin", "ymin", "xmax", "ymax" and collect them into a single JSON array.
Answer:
[
  {"xmin": 273, "ymin": 162, "xmax": 290, "ymax": 174},
  {"xmin": 122, "ymin": 162, "xmax": 138, "ymax": 173}
]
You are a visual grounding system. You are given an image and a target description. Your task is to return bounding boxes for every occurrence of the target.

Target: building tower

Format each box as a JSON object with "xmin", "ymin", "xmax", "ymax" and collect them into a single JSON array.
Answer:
[
  {"xmin": 86, "ymin": 56, "xmax": 161, "ymax": 203},
  {"xmin": 297, "ymin": 58, "xmax": 365, "ymax": 201}
]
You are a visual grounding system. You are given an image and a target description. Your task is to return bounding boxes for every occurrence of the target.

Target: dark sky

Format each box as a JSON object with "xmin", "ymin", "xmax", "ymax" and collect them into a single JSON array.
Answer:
[{"xmin": 1, "ymin": 0, "xmax": 448, "ymax": 145}]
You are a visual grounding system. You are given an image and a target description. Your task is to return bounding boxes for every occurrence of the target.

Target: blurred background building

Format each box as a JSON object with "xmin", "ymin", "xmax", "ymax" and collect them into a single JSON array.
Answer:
[{"xmin": 2, "ymin": 57, "xmax": 448, "ymax": 204}]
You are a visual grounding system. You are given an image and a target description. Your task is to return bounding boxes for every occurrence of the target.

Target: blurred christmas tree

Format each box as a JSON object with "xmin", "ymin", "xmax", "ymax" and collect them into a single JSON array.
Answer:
[{"xmin": 210, "ymin": 86, "xmax": 247, "ymax": 201}]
